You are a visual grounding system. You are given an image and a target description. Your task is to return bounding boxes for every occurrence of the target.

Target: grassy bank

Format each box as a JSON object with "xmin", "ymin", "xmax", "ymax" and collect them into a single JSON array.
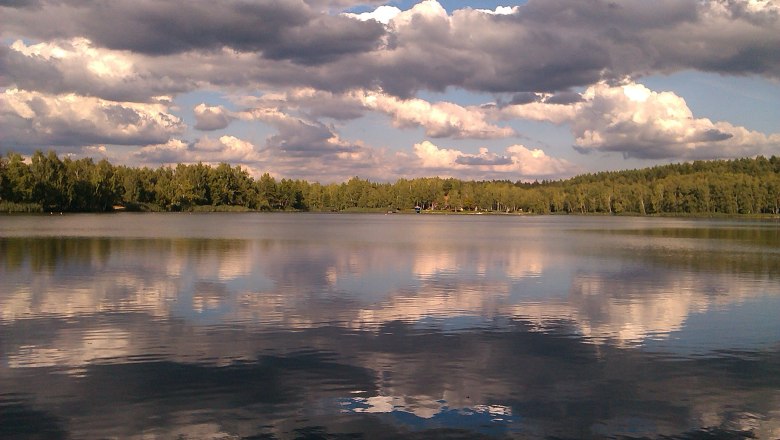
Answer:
[{"xmin": 0, "ymin": 201, "xmax": 44, "ymax": 213}]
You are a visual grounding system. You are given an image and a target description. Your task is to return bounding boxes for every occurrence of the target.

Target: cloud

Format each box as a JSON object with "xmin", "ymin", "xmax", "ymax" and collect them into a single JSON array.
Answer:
[
  {"xmin": 304, "ymin": 0, "xmax": 387, "ymax": 10},
  {"xmin": 544, "ymin": 91, "xmax": 584, "ymax": 105},
  {"xmin": 0, "ymin": 0, "xmax": 385, "ymax": 63},
  {"xmin": 498, "ymin": 97, "xmax": 580, "ymax": 125},
  {"xmin": 455, "ymin": 153, "xmax": 512, "ymax": 166},
  {"xmin": 134, "ymin": 135, "xmax": 264, "ymax": 166},
  {"xmin": 359, "ymin": 91, "xmax": 515, "ymax": 139},
  {"xmin": 344, "ymin": 6, "xmax": 402, "ymax": 24},
  {"xmin": 192, "ymin": 89, "xmax": 373, "ymax": 160},
  {"xmin": 499, "ymin": 81, "xmax": 780, "ymax": 160},
  {"xmin": 193, "ymin": 104, "xmax": 231, "ymax": 131},
  {"xmin": 475, "ymin": 6, "xmax": 520, "ymax": 15},
  {"xmin": 508, "ymin": 93, "xmax": 542, "ymax": 106},
  {"xmin": 412, "ymin": 141, "xmax": 578, "ymax": 180},
  {"xmin": 263, "ymin": 14, "xmax": 385, "ymax": 65},
  {"xmin": 1, "ymin": 39, "xmax": 188, "ymax": 103},
  {"xmin": 237, "ymin": 88, "xmax": 513, "ymax": 141},
  {"xmin": 0, "ymin": 88, "xmax": 184, "ymax": 151},
  {"xmin": 572, "ymin": 82, "xmax": 780, "ymax": 159},
  {"xmin": 133, "ymin": 139, "xmax": 191, "ymax": 164},
  {"xmin": 0, "ymin": 38, "xmax": 330, "ymax": 104},
  {"xmin": 150, "ymin": 94, "xmax": 391, "ymax": 181},
  {"xmin": 194, "ymin": 135, "xmax": 262, "ymax": 163},
  {"xmin": 0, "ymin": 0, "xmax": 40, "ymax": 7},
  {"xmin": 413, "ymin": 140, "xmax": 461, "ymax": 169},
  {"xmin": 3, "ymin": 1, "xmax": 779, "ymax": 99},
  {"xmin": 235, "ymin": 88, "xmax": 366, "ymax": 121},
  {"xmin": 1, "ymin": 0, "xmax": 778, "ymax": 182},
  {"xmin": 362, "ymin": 0, "xmax": 780, "ymax": 96},
  {"xmin": 133, "ymin": 133, "xmax": 577, "ymax": 184},
  {"xmin": 241, "ymin": 107, "xmax": 361, "ymax": 158}
]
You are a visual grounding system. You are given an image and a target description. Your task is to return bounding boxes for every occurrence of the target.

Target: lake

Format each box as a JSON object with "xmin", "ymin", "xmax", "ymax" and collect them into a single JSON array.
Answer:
[{"xmin": 1, "ymin": 213, "xmax": 779, "ymax": 439}]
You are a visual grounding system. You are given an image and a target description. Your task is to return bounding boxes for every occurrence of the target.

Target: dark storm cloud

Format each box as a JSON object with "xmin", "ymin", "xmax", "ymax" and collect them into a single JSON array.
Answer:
[
  {"xmin": 3, "ymin": 0, "xmax": 779, "ymax": 99},
  {"xmin": 544, "ymin": 91, "xmax": 584, "ymax": 105},
  {"xmin": 0, "ymin": 45, "xmax": 61, "ymax": 89},
  {"xmin": 84, "ymin": 1, "xmax": 306, "ymax": 55},
  {"xmin": 695, "ymin": 129, "xmax": 735, "ymax": 143},
  {"xmin": 1, "ymin": 0, "xmax": 385, "ymax": 63},
  {"xmin": 262, "ymin": 14, "xmax": 385, "ymax": 65},
  {"xmin": 509, "ymin": 92, "xmax": 542, "ymax": 106},
  {"xmin": 354, "ymin": 0, "xmax": 780, "ymax": 96}
]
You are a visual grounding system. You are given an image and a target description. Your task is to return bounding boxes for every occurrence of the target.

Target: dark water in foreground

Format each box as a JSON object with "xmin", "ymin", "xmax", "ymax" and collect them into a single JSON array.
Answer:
[{"xmin": 1, "ymin": 213, "xmax": 779, "ymax": 439}]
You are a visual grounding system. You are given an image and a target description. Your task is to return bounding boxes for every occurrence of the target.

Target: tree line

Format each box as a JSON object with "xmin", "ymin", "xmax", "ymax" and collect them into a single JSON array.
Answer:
[{"xmin": 2, "ymin": 150, "xmax": 780, "ymax": 215}]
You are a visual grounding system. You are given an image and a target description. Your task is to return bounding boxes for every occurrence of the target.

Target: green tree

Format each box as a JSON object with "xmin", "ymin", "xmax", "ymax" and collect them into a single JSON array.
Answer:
[
  {"xmin": 92, "ymin": 159, "xmax": 122, "ymax": 211},
  {"xmin": 256, "ymin": 173, "xmax": 277, "ymax": 210},
  {"xmin": 209, "ymin": 163, "xmax": 246, "ymax": 206},
  {"xmin": 29, "ymin": 151, "xmax": 67, "ymax": 211},
  {"xmin": 172, "ymin": 163, "xmax": 210, "ymax": 209}
]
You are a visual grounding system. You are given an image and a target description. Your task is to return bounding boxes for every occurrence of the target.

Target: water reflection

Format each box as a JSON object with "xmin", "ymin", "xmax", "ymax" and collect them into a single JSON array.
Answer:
[
  {"xmin": 3, "ymin": 323, "xmax": 779, "ymax": 438},
  {"xmin": 1, "ymin": 214, "xmax": 779, "ymax": 439}
]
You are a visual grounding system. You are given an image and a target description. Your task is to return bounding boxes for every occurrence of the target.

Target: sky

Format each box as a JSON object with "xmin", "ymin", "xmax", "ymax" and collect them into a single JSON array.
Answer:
[{"xmin": 0, "ymin": 0, "xmax": 779, "ymax": 183}]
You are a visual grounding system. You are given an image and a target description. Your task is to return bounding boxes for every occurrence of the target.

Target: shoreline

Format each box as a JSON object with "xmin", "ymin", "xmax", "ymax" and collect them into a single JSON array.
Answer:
[{"xmin": 3, "ymin": 207, "xmax": 779, "ymax": 220}]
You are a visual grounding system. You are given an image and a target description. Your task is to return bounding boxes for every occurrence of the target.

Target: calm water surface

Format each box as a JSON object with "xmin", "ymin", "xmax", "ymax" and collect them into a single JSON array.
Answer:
[{"xmin": 1, "ymin": 213, "xmax": 779, "ymax": 439}]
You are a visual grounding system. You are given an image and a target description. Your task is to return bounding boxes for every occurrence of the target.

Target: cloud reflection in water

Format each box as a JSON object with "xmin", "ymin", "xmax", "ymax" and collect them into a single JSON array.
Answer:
[{"xmin": 1, "ymin": 214, "xmax": 780, "ymax": 438}]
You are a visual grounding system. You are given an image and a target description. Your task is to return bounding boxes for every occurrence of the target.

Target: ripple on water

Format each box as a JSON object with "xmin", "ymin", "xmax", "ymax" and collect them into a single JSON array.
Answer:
[{"xmin": 2, "ymin": 215, "xmax": 780, "ymax": 439}]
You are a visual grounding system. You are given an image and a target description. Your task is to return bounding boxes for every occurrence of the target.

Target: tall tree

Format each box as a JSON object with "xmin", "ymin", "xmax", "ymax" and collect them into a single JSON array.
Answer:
[{"xmin": 29, "ymin": 151, "xmax": 67, "ymax": 211}]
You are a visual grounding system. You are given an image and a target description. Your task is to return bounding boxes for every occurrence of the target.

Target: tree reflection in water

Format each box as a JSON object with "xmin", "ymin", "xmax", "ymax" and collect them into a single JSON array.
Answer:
[{"xmin": 1, "ymin": 214, "xmax": 779, "ymax": 439}]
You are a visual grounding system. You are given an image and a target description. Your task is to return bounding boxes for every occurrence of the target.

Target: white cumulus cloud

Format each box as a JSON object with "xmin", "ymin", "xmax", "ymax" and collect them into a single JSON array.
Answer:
[
  {"xmin": 0, "ymin": 88, "xmax": 184, "ymax": 150},
  {"xmin": 344, "ymin": 5, "xmax": 402, "ymax": 24},
  {"xmin": 134, "ymin": 135, "xmax": 264, "ymax": 166},
  {"xmin": 499, "ymin": 81, "xmax": 780, "ymax": 160},
  {"xmin": 475, "ymin": 6, "xmax": 519, "ymax": 15},
  {"xmin": 412, "ymin": 140, "xmax": 577, "ymax": 180},
  {"xmin": 360, "ymin": 91, "xmax": 515, "ymax": 139}
]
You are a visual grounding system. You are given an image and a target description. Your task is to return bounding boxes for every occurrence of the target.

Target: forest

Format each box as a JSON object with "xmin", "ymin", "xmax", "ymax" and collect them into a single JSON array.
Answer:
[{"xmin": 2, "ymin": 150, "xmax": 780, "ymax": 215}]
